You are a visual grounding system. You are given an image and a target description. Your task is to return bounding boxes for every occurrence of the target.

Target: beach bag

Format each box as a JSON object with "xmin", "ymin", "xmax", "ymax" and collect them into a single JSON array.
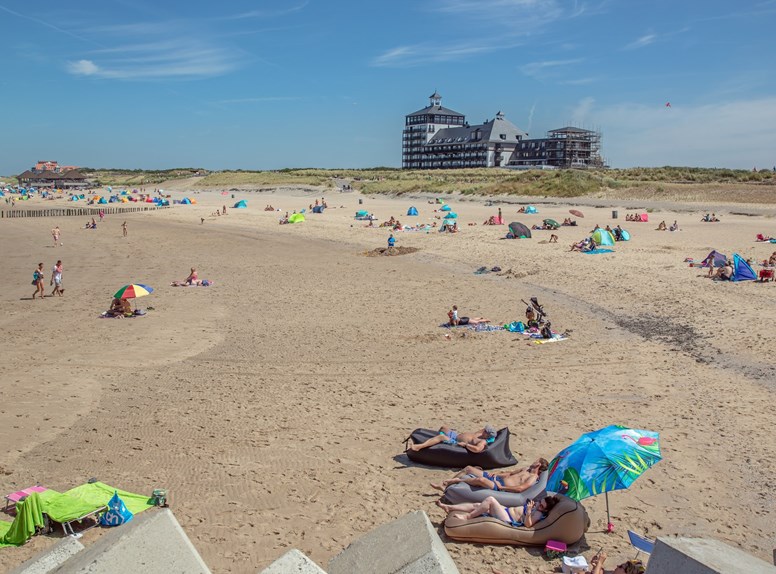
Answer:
[{"xmin": 100, "ymin": 491, "xmax": 133, "ymax": 526}]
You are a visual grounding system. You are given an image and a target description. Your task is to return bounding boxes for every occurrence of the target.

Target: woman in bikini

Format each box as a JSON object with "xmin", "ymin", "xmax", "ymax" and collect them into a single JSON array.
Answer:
[
  {"xmin": 437, "ymin": 495, "xmax": 559, "ymax": 528},
  {"xmin": 32, "ymin": 262, "xmax": 45, "ymax": 299}
]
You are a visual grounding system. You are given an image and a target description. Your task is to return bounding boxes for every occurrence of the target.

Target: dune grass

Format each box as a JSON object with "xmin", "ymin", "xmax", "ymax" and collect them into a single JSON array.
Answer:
[{"xmin": 72, "ymin": 166, "xmax": 776, "ymax": 203}]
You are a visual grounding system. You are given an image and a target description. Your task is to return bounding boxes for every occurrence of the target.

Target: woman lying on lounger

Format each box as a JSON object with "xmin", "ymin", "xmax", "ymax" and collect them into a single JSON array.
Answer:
[{"xmin": 437, "ymin": 495, "xmax": 559, "ymax": 528}]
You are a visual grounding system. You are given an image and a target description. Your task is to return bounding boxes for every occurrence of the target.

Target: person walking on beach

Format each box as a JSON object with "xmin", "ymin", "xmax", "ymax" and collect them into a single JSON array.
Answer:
[
  {"xmin": 121, "ymin": 221, "xmax": 127, "ymax": 237},
  {"xmin": 32, "ymin": 262, "xmax": 45, "ymax": 299},
  {"xmin": 99, "ymin": 209, "xmax": 105, "ymax": 222},
  {"xmin": 52, "ymin": 226, "xmax": 61, "ymax": 247},
  {"xmin": 50, "ymin": 260, "xmax": 64, "ymax": 296},
  {"xmin": 222, "ymin": 205, "xmax": 227, "ymax": 215},
  {"xmin": 387, "ymin": 234, "xmax": 396, "ymax": 248}
]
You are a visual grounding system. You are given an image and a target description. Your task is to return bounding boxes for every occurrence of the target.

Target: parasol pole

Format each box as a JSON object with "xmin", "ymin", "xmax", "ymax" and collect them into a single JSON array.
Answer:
[{"xmin": 605, "ymin": 491, "xmax": 614, "ymax": 533}]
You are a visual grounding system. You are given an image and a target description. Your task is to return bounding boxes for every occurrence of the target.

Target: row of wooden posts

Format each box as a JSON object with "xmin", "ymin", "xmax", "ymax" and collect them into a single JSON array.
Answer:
[{"xmin": 0, "ymin": 205, "xmax": 170, "ymax": 219}]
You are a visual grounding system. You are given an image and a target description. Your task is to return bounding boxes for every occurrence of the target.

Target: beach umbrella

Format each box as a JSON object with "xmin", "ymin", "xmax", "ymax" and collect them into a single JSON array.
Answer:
[
  {"xmin": 508, "ymin": 221, "xmax": 532, "ymax": 239},
  {"xmin": 543, "ymin": 218, "xmax": 560, "ymax": 229},
  {"xmin": 546, "ymin": 425, "xmax": 661, "ymax": 532},
  {"xmin": 569, "ymin": 209, "xmax": 584, "ymax": 218},
  {"xmin": 113, "ymin": 284, "xmax": 154, "ymax": 300}
]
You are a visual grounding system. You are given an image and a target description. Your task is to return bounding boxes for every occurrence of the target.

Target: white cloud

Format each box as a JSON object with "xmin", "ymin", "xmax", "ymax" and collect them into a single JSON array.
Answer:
[
  {"xmin": 66, "ymin": 39, "xmax": 240, "ymax": 80},
  {"xmin": 372, "ymin": 42, "xmax": 499, "ymax": 67},
  {"xmin": 578, "ymin": 97, "xmax": 776, "ymax": 168},
  {"xmin": 520, "ymin": 58, "xmax": 584, "ymax": 79},
  {"xmin": 67, "ymin": 59, "xmax": 100, "ymax": 76},
  {"xmin": 571, "ymin": 97, "xmax": 595, "ymax": 124},
  {"xmin": 624, "ymin": 33, "xmax": 656, "ymax": 50}
]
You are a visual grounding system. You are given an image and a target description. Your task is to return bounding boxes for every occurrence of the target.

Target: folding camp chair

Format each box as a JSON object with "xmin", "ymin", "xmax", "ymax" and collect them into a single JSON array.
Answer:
[{"xmin": 628, "ymin": 530, "xmax": 655, "ymax": 559}]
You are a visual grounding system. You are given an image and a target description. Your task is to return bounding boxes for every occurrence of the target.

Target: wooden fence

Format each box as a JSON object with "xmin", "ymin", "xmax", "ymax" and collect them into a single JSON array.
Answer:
[{"xmin": 0, "ymin": 205, "xmax": 170, "ymax": 219}]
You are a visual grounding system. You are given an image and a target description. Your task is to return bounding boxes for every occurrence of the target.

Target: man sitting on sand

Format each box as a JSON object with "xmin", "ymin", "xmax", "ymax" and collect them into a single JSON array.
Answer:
[
  {"xmin": 107, "ymin": 297, "xmax": 132, "ymax": 317},
  {"xmin": 408, "ymin": 425, "xmax": 497, "ymax": 453},
  {"xmin": 431, "ymin": 458, "xmax": 549, "ymax": 493}
]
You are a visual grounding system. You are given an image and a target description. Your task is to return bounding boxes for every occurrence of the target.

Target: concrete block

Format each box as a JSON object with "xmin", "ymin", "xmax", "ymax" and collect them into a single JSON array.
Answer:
[
  {"xmin": 10, "ymin": 537, "xmax": 85, "ymax": 574},
  {"xmin": 328, "ymin": 511, "xmax": 459, "ymax": 574},
  {"xmin": 259, "ymin": 549, "xmax": 328, "ymax": 573},
  {"xmin": 49, "ymin": 508, "xmax": 211, "ymax": 574},
  {"xmin": 647, "ymin": 537, "xmax": 776, "ymax": 574}
]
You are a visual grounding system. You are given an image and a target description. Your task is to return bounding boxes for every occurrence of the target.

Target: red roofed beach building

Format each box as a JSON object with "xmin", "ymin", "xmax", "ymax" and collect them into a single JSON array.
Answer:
[{"xmin": 18, "ymin": 160, "xmax": 90, "ymax": 189}]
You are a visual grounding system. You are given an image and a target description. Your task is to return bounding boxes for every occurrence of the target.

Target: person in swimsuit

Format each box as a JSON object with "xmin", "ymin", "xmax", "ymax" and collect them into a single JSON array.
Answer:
[
  {"xmin": 436, "ymin": 495, "xmax": 559, "ymax": 528},
  {"xmin": 408, "ymin": 425, "xmax": 497, "ymax": 453},
  {"xmin": 32, "ymin": 262, "xmax": 45, "ymax": 299},
  {"xmin": 431, "ymin": 458, "xmax": 549, "ymax": 492},
  {"xmin": 185, "ymin": 268, "xmax": 198, "ymax": 285},
  {"xmin": 587, "ymin": 552, "xmax": 645, "ymax": 574}
]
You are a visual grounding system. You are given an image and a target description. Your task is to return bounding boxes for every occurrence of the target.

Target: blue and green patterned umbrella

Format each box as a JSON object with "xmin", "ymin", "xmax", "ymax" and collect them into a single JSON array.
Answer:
[{"xmin": 546, "ymin": 425, "xmax": 661, "ymax": 531}]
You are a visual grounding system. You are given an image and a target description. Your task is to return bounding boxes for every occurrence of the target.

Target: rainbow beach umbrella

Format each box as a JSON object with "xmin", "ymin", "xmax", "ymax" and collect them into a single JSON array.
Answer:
[{"xmin": 113, "ymin": 284, "xmax": 154, "ymax": 299}]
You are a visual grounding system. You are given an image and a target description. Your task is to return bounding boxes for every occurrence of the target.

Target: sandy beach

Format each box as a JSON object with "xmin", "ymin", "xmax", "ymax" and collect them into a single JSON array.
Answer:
[{"xmin": 1, "ymin": 184, "xmax": 774, "ymax": 573}]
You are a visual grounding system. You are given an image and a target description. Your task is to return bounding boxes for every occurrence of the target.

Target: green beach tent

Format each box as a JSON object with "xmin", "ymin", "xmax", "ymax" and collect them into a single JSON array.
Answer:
[{"xmin": 288, "ymin": 213, "xmax": 305, "ymax": 223}]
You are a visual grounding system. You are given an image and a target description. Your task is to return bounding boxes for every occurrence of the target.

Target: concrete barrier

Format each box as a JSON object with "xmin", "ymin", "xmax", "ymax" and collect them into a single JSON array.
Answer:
[
  {"xmin": 9, "ymin": 537, "xmax": 85, "ymax": 574},
  {"xmin": 328, "ymin": 511, "xmax": 459, "ymax": 574},
  {"xmin": 647, "ymin": 537, "xmax": 776, "ymax": 574},
  {"xmin": 259, "ymin": 549, "xmax": 328, "ymax": 574},
  {"xmin": 47, "ymin": 509, "xmax": 210, "ymax": 573}
]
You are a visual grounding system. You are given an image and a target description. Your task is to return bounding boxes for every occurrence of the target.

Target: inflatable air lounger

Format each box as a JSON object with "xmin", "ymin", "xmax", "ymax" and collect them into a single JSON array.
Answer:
[
  {"xmin": 405, "ymin": 427, "xmax": 517, "ymax": 469},
  {"xmin": 444, "ymin": 494, "xmax": 590, "ymax": 546},
  {"xmin": 443, "ymin": 470, "xmax": 548, "ymax": 506}
]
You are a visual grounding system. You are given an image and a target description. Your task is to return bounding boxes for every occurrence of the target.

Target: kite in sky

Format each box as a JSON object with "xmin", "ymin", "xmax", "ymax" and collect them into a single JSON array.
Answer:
[{"xmin": 665, "ymin": 102, "xmax": 671, "ymax": 108}]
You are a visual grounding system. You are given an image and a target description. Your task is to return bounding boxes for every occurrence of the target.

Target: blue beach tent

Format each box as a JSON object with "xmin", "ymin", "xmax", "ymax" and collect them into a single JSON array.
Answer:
[
  {"xmin": 591, "ymin": 228, "xmax": 616, "ymax": 246},
  {"xmin": 619, "ymin": 229, "xmax": 631, "ymax": 241},
  {"xmin": 731, "ymin": 254, "xmax": 756, "ymax": 281},
  {"xmin": 445, "ymin": 212, "xmax": 458, "ymax": 219},
  {"xmin": 181, "ymin": 198, "xmax": 192, "ymax": 205},
  {"xmin": 233, "ymin": 200, "xmax": 247, "ymax": 208},
  {"xmin": 312, "ymin": 205, "xmax": 324, "ymax": 213},
  {"xmin": 440, "ymin": 205, "xmax": 452, "ymax": 211},
  {"xmin": 407, "ymin": 206, "xmax": 418, "ymax": 216},
  {"xmin": 98, "ymin": 197, "xmax": 107, "ymax": 204},
  {"xmin": 525, "ymin": 205, "xmax": 538, "ymax": 214}
]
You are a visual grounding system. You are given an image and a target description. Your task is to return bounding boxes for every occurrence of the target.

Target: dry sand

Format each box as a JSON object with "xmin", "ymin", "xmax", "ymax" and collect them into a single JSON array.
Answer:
[{"xmin": 0, "ymin": 184, "xmax": 775, "ymax": 573}]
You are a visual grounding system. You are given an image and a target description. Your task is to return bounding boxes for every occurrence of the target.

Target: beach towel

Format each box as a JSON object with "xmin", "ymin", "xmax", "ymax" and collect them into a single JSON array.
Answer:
[
  {"xmin": 582, "ymin": 248, "xmax": 614, "ymax": 254},
  {"xmin": 64, "ymin": 482, "xmax": 154, "ymax": 516},
  {"xmin": 0, "ymin": 492, "xmax": 45, "ymax": 547},
  {"xmin": 533, "ymin": 334, "xmax": 569, "ymax": 344}
]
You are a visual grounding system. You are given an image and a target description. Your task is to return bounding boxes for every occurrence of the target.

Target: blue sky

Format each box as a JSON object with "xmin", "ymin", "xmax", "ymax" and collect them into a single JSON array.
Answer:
[{"xmin": 2, "ymin": 0, "xmax": 775, "ymax": 173}]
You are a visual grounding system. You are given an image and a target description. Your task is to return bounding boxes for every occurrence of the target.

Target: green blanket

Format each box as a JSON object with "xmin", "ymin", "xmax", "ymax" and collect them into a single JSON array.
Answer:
[
  {"xmin": 64, "ymin": 482, "xmax": 154, "ymax": 516},
  {"xmin": 0, "ymin": 492, "xmax": 45, "ymax": 547},
  {"xmin": 37, "ymin": 489, "xmax": 102, "ymax": 524}
]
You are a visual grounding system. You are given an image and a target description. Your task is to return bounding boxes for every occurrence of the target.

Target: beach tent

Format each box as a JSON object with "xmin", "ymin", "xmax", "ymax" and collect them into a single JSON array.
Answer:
[
  {"xmin": 525, "ymin": 205, "xmax": 538, "ymax": 214},
  {"xmin": 445, "ymin": 212, "xmax": 458, "ymax": 219},
  {"xmin": 591, "ymin": 229, "xmax": 616, "ymax": 246},
  {"xmin": 121, "ymin": 197, "xmax": 129, "ymax": 203},
  {"xmin": 440, "ymin": 205, "xmax": 452, "ymax": 211},
  {"xmin": 233, "ymin": 200, "xmax": 247, "ymax": 208},
  {"xmin": 704, "ymin": 250, "xmax": 727, "ymax": 268},
  {"xmin": 181, "ymin": 198, "xmax": 192, "ymax": 205},
  {"xmin": 312, "ymin": 205, "xmax": 324, "ymax": 213},
  {"xmin": 288, "ymin": 213, "xmax": 305, "ymax": 223},
  {"xmin": 98, "ymin": 197, "xmax": 108, "ymax": 204},
  {"xmin": 355, "ymin": 210, "xmax": 369, "ymax": 218},
  {"xmin": 619, "ymin": 229, "xmax": 631, "ymax": 241},
  {"xmin": 109, "ymin": 195, "xmax": 119, "ymax": 203},
  {"xmin": 70, "ymin": 195, "xmax": 79, "ymax": 201},
  {"xmin": 407, "ymin": 206, "xmax": 418, "ymax": 216},
  {"xmin": 508, "ymin": 222, "xmax": 532, "ymax": 239},
  {"xmin": 640, "ymin": 213, "xmax": 649, "ymax": 222},
  {"xmin": 731, "ymin": 254, "xmax": 756, "ymax": 281}
]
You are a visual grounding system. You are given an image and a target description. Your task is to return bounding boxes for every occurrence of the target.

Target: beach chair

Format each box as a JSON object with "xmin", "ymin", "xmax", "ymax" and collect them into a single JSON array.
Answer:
[
  {"xmin": 628, "ymin": 529, "xmax": 655, "ymax": 559},
  {"xmin": 4, "ymin": 485, "xmax": 47, "ymax": 512}
]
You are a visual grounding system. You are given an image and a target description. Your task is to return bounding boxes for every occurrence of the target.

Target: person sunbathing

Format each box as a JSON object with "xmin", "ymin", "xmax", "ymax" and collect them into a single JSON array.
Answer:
[
  {"xmin": 408, "ymin": 425, "xmax": 497, "ymax": 453},
  {"xmin": 587, "ymin": 552, "xmax": 645, "ymax": 574},
  {"xmin": 436, "ymin": 495, "xmax": 559, "ymax": 529},
  {"xmin": 714, "ymin": 262, "xmax": 733, "ymax": 280},
  {"xmin": 431, "ymin": 458, "xmax": 548, "ymax": 493},
  {"xmin": 656, "ymin": 221, "xmax": 667, "ymax": 231},
  {"xmin": 107, "ymin": 297, "xmax": 132, "ymax": 317}
]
